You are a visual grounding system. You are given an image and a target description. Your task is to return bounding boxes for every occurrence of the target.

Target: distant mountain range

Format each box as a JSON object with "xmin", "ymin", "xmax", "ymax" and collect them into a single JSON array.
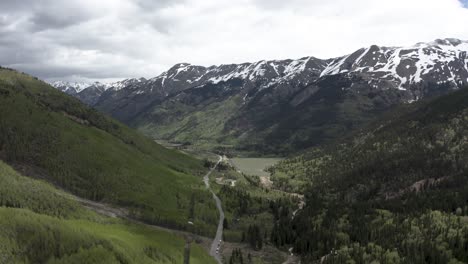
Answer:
[
  {"xmin": 51, "ymin": 38, "xmax": 468, "ymax": 153},
  {"xmin": 50, "ymin": 78, "xmax": 147, "ymax": 105}
]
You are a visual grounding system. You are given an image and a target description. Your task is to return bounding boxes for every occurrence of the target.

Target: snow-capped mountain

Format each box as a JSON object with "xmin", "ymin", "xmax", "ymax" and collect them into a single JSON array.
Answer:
[
  {"xmin": 155, "ymin": 38, "xmax": 468, "ymax": 95},
  {"xmin": 52, "ymin": 38, "xmax": 468, "ymax": 152},
  {"xmin": 53, "ymin": 38, "xmax": 468, "ymax": 108},
  {"xmin": 105, "ymin": 78, "xmax": 147, "ymax": 91},
  {"xmin": 97, "ymin": 38, "xmax": 468, "ymax": 104},
  {"xmin": 321, "ymin": 38, "xmax": 468, "ymax": 92},
  {"xmin": 50, "ymin": 81, "xmax": 112, "ymax": 105},
  {"xmin": 50, "ymin": 79, "xmax": 149, "ymax": 105},
  {"xmin": 50, "ymin": 81, "xmax": 96, "ymax": 94},
  {"xmin": 144, "ymin": 57, "xmax": 327, "ymax": 92}
]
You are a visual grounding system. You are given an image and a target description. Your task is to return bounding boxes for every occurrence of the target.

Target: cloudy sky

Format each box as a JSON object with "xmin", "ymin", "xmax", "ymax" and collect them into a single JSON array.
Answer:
[{"xmin": 1, "ymin": 0, "xmax": 468, "ymax": 82}]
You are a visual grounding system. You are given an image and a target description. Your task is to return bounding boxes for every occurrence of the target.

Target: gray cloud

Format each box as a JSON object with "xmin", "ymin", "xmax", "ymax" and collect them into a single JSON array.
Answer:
[
  {"xmin": 12, "ymin": 62, "xmax": 134, "ymax": 79},
  {"xmin": 134, "ymin": 0, "xmax": 185, "ymax": 10},
  {"xmin": 29, "ymin": 11, "xmax": 90, "ymax": 32},
  {"xmin": 0, "ymin": 0, "xmax": 37, "ymax": 11},
  {"xmin": 0, "ymin": 0, "xmax": 467, "ymax": 82}
]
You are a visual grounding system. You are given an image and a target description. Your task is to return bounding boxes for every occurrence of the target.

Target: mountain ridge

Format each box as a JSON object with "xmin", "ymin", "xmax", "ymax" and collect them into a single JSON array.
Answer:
[
  {"xmin": 54, "ymin": 38, "xmax": 468, "ymax": 101},
  {"xmin": 51, "ymin": 38, "xmax": 468, "ymax": 154}
]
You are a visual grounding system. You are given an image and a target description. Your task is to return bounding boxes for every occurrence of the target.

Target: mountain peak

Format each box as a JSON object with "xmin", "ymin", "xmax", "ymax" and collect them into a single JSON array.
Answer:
[
  {"xmin": 432, "ymin": 38, "xmax": 466, "ymax": 46},
  {"xmin": 322, "ymin": 38, "xmax": 468, "ymax": 90},
  {"xmin": 53, "ymin": 37, "xmax": 468, "ymax": 108},
  {"xmin": 168, "ymin": 63, "xmax": 193, "ymax": 71},
  {"xmin": 50, "ymin": 81, "xmax": 95, "ymax": 93},
  {"xmin": 412, "ymin": 38, "xmax": 468, "ymax": 50}
]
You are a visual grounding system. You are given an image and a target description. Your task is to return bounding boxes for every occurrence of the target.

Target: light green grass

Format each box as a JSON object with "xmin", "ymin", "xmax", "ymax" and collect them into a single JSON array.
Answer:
[
  {"xmin": 0, "ymin": 208, "xmax": 216, "ymax": 264},
  {"xmin": 0, "ymin": 159, "xmax": 216, "ymax": 264}
]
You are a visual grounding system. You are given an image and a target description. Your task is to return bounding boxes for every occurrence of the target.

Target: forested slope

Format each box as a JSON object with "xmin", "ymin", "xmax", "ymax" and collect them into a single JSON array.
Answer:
[
  {"xmin": 0, "ymin": 67, "xmax": 217, "ymax": 235},
  {"xmin": 269, "ymin": 87, "xmax": 468, "ymax": 263}
]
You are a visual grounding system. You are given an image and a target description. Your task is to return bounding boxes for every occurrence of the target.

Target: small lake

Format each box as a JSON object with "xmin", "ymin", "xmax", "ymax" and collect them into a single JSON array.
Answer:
[{"xmin": 230, "ymin": 158, "xmax": 283, "ymax": 177}]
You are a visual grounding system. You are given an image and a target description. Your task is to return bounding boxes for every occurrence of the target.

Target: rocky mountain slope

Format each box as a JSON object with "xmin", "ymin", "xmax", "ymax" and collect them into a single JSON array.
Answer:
[
  {"xmin": 322, "ymin": 38, "xmax": 468, "ymax": 96},
  {"xmin": 55, "ymin": 38, "xmax": 468, "ymax": 153}
]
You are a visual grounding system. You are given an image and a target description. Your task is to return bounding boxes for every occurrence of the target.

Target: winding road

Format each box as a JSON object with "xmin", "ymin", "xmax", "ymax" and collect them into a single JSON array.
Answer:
[{"xmin": 203, "ymin": 156, "xmax": 225, "ymax": 264}]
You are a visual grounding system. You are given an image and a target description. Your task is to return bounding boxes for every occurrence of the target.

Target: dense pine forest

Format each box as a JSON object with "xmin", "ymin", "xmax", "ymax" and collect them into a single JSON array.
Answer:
[{"xmin": 268, "ymin": 87, "xmax": 468, "ymax": 263}]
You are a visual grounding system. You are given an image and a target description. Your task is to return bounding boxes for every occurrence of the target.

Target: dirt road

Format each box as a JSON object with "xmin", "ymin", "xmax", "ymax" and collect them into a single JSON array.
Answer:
[{"xmin": 203, "ymin": 156, "xmax": 224, "ymax": 264}]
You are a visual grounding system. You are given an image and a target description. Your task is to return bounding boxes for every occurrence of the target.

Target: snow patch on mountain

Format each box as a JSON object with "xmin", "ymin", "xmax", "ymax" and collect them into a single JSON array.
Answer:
[
  {"xmin": 52, "ymin": 38, "xmax": 468, "ymax": 106},
  {"xmin": 50, "ymin": 81, "xmax": 96, "ymax": 93},
  {"xmin": 322, "ymin": 38, "xmax": 468, "ymax": 89}
]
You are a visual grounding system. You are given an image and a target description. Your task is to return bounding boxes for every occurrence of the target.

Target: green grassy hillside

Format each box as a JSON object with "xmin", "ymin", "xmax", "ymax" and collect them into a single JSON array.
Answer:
[
  {"xmin": 269, "ymin": 88, "xmax": 468, "ymax": 263},
  {"xmin": 0, "ymin": 160, "xmax": 216, "ymax": 264},
  {"xmin": 0, "ymin": 67, "xmax": 217, "ymax": 235}
]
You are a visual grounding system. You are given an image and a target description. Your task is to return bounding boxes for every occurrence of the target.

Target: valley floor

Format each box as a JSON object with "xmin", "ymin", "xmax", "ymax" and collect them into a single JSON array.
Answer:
[{"xmin": 155, "ymin": 140, "xmax": 303, "ymax": 263}]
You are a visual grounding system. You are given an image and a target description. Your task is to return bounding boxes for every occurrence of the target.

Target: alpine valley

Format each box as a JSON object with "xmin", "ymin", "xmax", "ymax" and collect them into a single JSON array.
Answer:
[
  {"xmin": 53, "ymin": 38, "xmax": 468, "ymax": 154},
  {"xmin": 1, "ymin": 36, "xmax": 468, "ymax": 264}
]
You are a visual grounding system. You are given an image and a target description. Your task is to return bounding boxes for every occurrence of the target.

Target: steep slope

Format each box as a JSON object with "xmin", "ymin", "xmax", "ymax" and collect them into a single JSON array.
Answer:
[
  {"xmin": 0, "ymin": 160, "xmax": 216, "ymax": 264},
  {"xmin": 268, "ymin": 87, "xmax": 468, "ymax": 263},
  {"xmin": 0, "ymin": 67, "xmax": 217, "ymax": 235},
  {"xmin": 83, "ymin": 39, "xmax": 468, "ymax": 154}
]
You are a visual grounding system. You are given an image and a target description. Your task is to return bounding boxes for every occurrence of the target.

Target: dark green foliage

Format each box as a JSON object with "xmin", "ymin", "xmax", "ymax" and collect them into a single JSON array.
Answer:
[
  {"xmin": 229, "ymin": 248, "xmax": 244, "ymax": 264},
  {"xmin": 247, "ymin": 225, "xmax": 263, "ymax": 251},
  {"xmin": 270, "ymin": 200, "xmax": 295, "ymax": 248},
  {"xmin": 270, "ymin": 87, "xmax": 468, "ymax": 263},
  {"xmin": 217, "ymin": 162, "xmax": 231, "ymax": 171},
  {"xmin": 203, "ymin": 158, "xmax": 215, "ymax": 168},
  {"xmin": 218, "ymin": 186, "xmax": 253, "ymax": 216}
]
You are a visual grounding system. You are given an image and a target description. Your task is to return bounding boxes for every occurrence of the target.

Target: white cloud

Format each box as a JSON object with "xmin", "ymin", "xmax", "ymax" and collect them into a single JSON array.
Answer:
[{"xmin": 1, "ymin": 0, "xmax": 468, "ymax": 82}]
